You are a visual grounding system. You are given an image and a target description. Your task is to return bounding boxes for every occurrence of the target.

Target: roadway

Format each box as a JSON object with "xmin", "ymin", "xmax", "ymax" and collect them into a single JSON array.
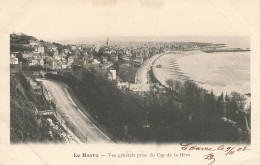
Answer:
[
  {"xmin": 134, "ymin": 53, "xmax": 164, "ymax": 91},
  {"xmin": 39, "ymin": 79, "xmax": 112, "ymax": 143}
]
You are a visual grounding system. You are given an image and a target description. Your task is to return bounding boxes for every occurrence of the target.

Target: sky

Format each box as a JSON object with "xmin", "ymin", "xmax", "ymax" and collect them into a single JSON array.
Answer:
[{"xmin": 1, "ymin": 0, "xmax": 258, "ymax": 41}]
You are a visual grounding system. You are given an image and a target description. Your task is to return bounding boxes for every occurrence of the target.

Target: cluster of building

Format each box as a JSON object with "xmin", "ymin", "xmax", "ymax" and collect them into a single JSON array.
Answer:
[
  {"xmin": 11, "ymin": 35, "xmax": 212, "ymax": 70},
  {"xmin": 10, "ymin": 35, "xmax": 215, "ymax": 94},
  {"xmin": 11, "ymin": 39, "xmax": 71, "ymax": 70}
]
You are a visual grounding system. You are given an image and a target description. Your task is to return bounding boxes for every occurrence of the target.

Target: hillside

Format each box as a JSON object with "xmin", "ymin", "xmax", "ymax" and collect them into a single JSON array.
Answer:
[{"xmin": 10, "ymin": 71, "xmax": 66, "ymax": 143}]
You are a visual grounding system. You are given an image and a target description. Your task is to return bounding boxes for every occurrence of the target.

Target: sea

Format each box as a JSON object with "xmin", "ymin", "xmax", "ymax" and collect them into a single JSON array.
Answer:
[
  {"xmin": 176, "ymin": 51, "xmax": 250, "ymax": 95},
  {"xmin": 152, "ymin": 36, "xmax": 250, "ymax": 95},
  {"xmin": 55, "ymin": 36, "xmax": 250, "ymax": 49}
]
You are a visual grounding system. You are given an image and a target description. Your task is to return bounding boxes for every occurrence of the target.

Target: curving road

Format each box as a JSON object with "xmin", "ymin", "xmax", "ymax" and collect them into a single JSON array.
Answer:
[
  {"xmin": 39, "ymin": 79, "xmax": 112, "ymax": 143},
  {"xmin": 134, "ymin": 53, "xmax": 164, "ymax": 91}
]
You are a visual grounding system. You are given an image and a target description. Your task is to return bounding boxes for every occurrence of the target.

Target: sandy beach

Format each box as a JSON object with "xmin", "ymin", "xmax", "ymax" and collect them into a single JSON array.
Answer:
[
  {"xmin": 152, "ymin": 51, "xmax": 198, "ymax": 86},
  {"xmin": 152, "ymin": 50, "xmax": 250, "ymax": 95}
]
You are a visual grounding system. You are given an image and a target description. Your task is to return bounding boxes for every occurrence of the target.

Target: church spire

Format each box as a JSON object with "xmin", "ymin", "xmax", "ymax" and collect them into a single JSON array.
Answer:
[{"xmin": 106, "ymin": 36, "xmax": 109, "ymax": 47}]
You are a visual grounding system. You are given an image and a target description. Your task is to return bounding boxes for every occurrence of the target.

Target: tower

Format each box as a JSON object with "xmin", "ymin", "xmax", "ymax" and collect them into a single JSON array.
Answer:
[
  {"xmin": 218, "ymin": 92, "xmax": 226, "ymax": 117},
  {"xmin": 106, "ymin": 36, "xmax": 109, "ymax": 47}
]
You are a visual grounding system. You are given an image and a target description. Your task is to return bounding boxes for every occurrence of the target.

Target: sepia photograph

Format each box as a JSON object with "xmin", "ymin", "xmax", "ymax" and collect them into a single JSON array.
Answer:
[
  {"xmin": 1, "ymin": 0, "xmax": 260, "ymax": 164},
  {"xmin": 10, "ymin": 34, "xmax": 251, "ymax": 144}
]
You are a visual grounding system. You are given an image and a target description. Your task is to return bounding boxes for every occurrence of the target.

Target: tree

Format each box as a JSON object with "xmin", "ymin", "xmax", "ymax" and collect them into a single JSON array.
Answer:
[
  {"xmin": 173, "ymin": 80, "xmax": 182, "ymax": 93},
  {"xmin": 166, "ymin": 79, "xmax": 174, "ymax": 90},
  {"xmin": 230, "ymin": 92, "xmax": 246, "ymax": 110}
]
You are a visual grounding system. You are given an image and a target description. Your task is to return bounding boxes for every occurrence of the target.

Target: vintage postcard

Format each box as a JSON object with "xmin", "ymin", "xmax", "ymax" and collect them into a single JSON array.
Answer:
[{"xmin": 0, "ymin": 0, "xmax": 260, "ymax": 164}]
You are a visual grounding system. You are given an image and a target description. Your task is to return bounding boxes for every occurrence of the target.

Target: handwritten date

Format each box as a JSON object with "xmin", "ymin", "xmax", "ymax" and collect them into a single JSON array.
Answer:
[
  {"xmin": 180, "ymin": 142, "xmax": 250, "ymax": 155},
  {"xmin": 180, "ymin": 142, "xmax": 251, "ymax": 165}
]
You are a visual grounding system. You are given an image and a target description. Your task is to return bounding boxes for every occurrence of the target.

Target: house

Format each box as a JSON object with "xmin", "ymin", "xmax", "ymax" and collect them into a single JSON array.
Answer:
[
  {"xmin": 53, "ymin": 50, "xmax": 59, "ymax": 56},
  {"xmin": 126, "ymin": 51, "xmax": 133, "ymax": 57},
  {"xmin": 121, "ymin": 57, "xmax": 131, "ymax": 63},
  {"xmin": 93, "ymin": 45, "xmax": 100, "ymax": 52},
  {"xmin": 36, "ymin": 55, "xmax": 42, "ymax": 61},
  {"xmin": 107, "ymin": 72, "xmax": 113, "ymax": 81},
  {"xmin": 129, "ymin": 83, "xmax": 150, "ymax": 92},
  {"xmin": 92, "ymin": 59, "xmax": 101, "ymax": 64},
  {"xmin": 62, "ymin": 63, "xmax": 67, "ymax": 69},
  {"xmin": 101, "ymin": 56, "xmax": 108, "ymax": 64},
  {"xmin": 67, "ymin": 56, "xmax": 75, "ymax": 67},
  {"xmin": 61, "ymin": 57, "xmax": 67, "ymax": 63},
  {"xmin": 103, "ymin": 47, "xmax": 112, "ymax": 55},
  {"xmin": 64, "ymin": 49, "xmax": 70, "ymax": 54},
  {"xmin": 34, "ymin": 46, "xmax": 44, "ymax": 54},
  {"xmin": 51, "ymin": 46, "xmax": 58, "ymax": 50},
  {"xmin": 155, "ymin": 49, "xmax": 160, "ymax": 54},
  {"xmin": 10, "ymin": 56, "xmax": 19, "ymax": 65},
  {"xmin": 28, "ymin": 58, "xmax": 38, "ymax": 66},
  {"xmin": 117, "ymin": 81, "xmax": 129, "ymax": 90},
  {"xmin": 56, "ymin": 61, "xmax": 63, "ymax": 70},
  {"xmin": 29, "ymin": 40, "xmax": 39, "ymax": 46},
  {"xmin": 48, "ymin": 59, "xmax": 57, "ymax": 70},
  {"xmin": 158, "ymin": 86, "xmax": 166, "ymax": 94},
  {"xmin": 53, "ymin": 54, "xmax": 61, "ymax": 60},
  {"xmin": 143, "ymin": 51, "xmax": 149, "ymax": 59},
  {"xmin": 109, "ymin": 69, "xmax": 117, "ymax": 80},
  {"xmin": 136, "ymin": 50, "xmax": 143, "ymax": 58},
  {"xmin": 39, "ymin": 59, "xmax": 45, "ymax": 66},
  {"xmin": 10, "ymin": 54, "xmax": 16, "ymax": 58},
  {"xmin": 108, "ymin": 54, "xmax": 118, "ymax": 62},
  {"xmin": 133, "ymin": 57, "xmax": 143, "ymax": 66},
  {"xmin": 77, "ymin": 45, "xmax": 82, "ymax": 50},
  {"xmin": 60, "ymin": 53, "xmax": 67, "ymax": 58},
  {"xmin": 41, "ymin": 53, "xmax": 49, "ymax": 59},
  {"xmin": 22, "ymin": 53, "xmax": 33, "ymax": 59},
  {"xmin": 70, "ymin": 45, "xmax": 77, "ymax": 50},
  {"xmin": 131, "ymin": 49, "xmax": 137, "ymax": 58}
]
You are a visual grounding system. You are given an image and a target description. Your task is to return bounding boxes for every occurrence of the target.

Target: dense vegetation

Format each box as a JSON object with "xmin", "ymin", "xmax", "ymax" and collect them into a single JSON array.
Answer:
[
  {"xmin": 46, "ymin": 71, "xmax": 146, "ymax": 141},
  {"xmin": 10, "ymin": 33, "xmax": 36, "ymax": 52},
  {"xmin": 118, "ymin": 64, "xmax": 137, "ymax": 83},
  {"xmin": 10, "ymin": 72, "xmax": 65, "ymax": 143},
  {"xmin": 10, "ymin": 33, "xmax": 37, "ymax": 44},
  {"xmin": 45, "ymin": 69, "xmax": 251, "ymax": 143},
  {"xmin": 164, "ymin": 80, "xmax": 250, "ymax": 143}
]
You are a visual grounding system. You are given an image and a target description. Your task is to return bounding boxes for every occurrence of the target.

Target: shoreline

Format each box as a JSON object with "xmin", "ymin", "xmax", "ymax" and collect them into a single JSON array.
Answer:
[
  {"xmin": 152, "ymin": 51, "xmax": 196, "ymax": 87},
  {"xmin": 151, "ymin": 50, "xmax": 250, "ymax": 96}
]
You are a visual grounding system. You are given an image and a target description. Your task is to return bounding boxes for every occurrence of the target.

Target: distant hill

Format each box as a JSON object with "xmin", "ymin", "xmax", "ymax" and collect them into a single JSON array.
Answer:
[
  {"xmin": 10, "ymin": 33, "xmax": 37, "ymax": 44},
  {"xmin": 10, "ymin": 33, "xmax": 38, "ymax": 52}
]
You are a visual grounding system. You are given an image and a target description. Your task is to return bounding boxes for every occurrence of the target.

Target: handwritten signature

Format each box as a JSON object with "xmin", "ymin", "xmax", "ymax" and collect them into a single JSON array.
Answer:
[
  {"xmin": 180, "ymin": 142, "xmax": 251, "ymax": 165},
  {"xmin": 204, "ymin": 153, "xmax": 215, "ymax": 165}
]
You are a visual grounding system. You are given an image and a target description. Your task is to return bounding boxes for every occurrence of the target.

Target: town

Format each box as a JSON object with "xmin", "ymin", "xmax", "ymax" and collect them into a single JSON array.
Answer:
[{"xmin": 10, "ymin": 33, "xmax": 213, "ymax": 85}]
